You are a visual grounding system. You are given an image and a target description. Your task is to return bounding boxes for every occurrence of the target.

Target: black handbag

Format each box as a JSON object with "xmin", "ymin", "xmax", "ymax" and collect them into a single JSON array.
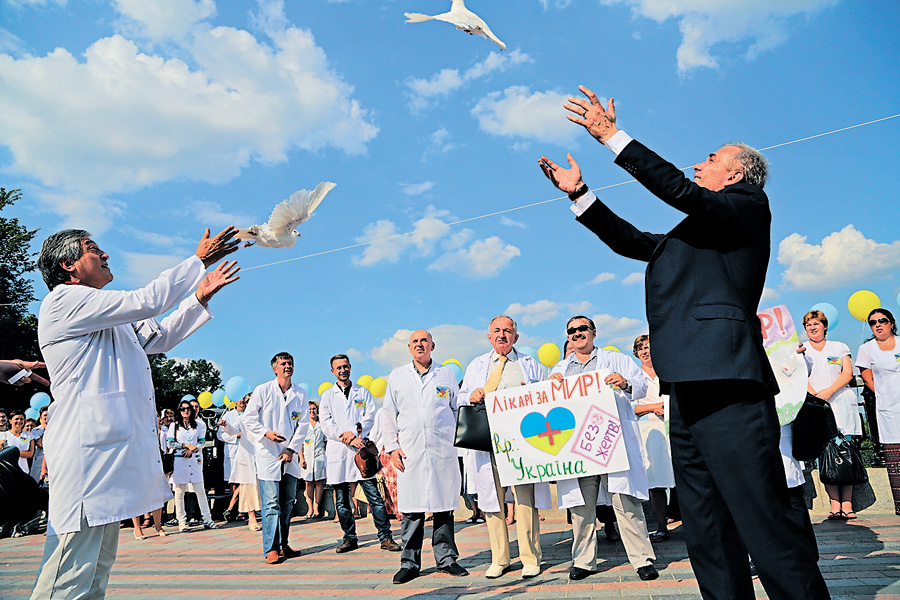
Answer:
[
  {"xmin": 819, "ymin": 437, "xmax": 868, "ymax": 486},
  {"xmin": 161, "ymin": 451, "xmax": 175, "ymax": 476},
  {"xmin": 791, "ymin": 393, "xmax": 840, "ymax": 461},
  {"xmin": 454, "ymin": 403, "xmax": 493, "ymax": 452}
]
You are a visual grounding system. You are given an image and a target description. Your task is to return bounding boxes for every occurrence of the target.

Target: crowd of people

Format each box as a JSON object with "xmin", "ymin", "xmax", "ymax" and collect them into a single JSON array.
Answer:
[{"xmin": 3, "ymin": 85, "xmax": 900, "ymax": 600}]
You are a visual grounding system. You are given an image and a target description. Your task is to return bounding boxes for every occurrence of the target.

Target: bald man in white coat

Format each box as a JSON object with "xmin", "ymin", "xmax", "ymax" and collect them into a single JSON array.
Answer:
[
  {"xmin": 551, "ymin": 315, "xmax": 658, "ymax": 582},
  {"xmin": 458, "ymin": 315, "xmax": 551, "ymax": 579},
  {"xmin": 382, "ymin": 329, "xmax": 469, "ymax": 584}
]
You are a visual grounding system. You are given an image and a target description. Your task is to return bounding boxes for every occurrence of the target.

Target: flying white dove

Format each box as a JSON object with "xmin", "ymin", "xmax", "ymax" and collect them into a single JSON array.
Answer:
[
  {"xmin": 235, "ymin": 182, "xmax": 336, "ymax": 248},
  {"xmin": 404, "ymin": 0, "xmax": 506, "ymax": 50}
]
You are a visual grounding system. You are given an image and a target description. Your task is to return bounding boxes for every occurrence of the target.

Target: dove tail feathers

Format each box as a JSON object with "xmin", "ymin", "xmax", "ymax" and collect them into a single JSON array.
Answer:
[{"xmin": 404, "ymin": 12, "xmax": 435, "ymax": 23}]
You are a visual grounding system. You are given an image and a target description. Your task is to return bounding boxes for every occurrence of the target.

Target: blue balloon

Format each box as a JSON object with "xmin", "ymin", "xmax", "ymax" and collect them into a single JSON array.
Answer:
[
  {"xmin": 181, "ymin": 394, "xmax": 196, "ymax": 403},
  {"xmin": 298, "ymin": 382, "xmax": 310, "ymax": 393},
  {"xmin": 810, "ymin": 302, "xmax": 839, "ymax": 331},
  {"xmin": 30, "ymin": 392, "xmax": 51, "ymax": 410},
  {"xmin": 212, "ymin": 389, "xmax": 227, "ymax": 407},
  {"xmin": 25, "ymin": 407, "xmax": 40, "ymax": 420},
  {"xmin": 518, "ymin": 346, "xmax": 537, "ymax": 361},
  {"xmin": 225, "ymin": 376, "xmax": 251, "ymax": 402},
  {"xmin": 444, "ymin": 362, "xmax": 463, "ymax": 382}
]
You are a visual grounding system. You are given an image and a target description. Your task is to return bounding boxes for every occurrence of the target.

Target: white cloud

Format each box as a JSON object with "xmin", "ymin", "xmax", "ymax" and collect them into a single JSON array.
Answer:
[
  {"xmin": 0, "ymin": 0, "xmax": 377, "ymax": 232},
  {"xmin": 405, "ymin": 49, "xmax": 532, "ymax": 111},
  {"xmin": 500, "ymin": 215, "xmax": 527, "ymax": 229},
  {"xmin": 777, "ymin": 225, "xmax": 900, "ymax": 291},
  {"xmin": 602, "ymin": 0, "xmax": 838, "ymax": 73},
  {"xmin": 591, "ymin": 313, "xmax": 645, "ymax": 350},
  {"xmin": 505, "ymin": 299, "xmax": 596, "ymax": 327},
  {"xmin": 353, "ymin": 219, "xmax": 405, "ymax": 266},
  {"xmin": 428, "ymin": 236, "xmax": 520, "ymax": 279},
  {"xmin": 441, "ymin": 228, "xmax": 473, "ymax": 251},
  {"xmin": 590, "ymin": 272, "xmax": 616, "ymax": 284},
  {"xmin": 189, "ymin": 200, "xmax": 256, "ymax": 229},
  {"xmin": 0, "ymin": 29, "xmax": 25, "ymax": 55},
  {"xmin": 119, "ymin": 251, "xmax": 183, "ymax": 287},
  {"xmin": 471, "ymin": 86, "xmax": 582, "ymax": 146},
  {"xmin": 400, "ymin": 181, "xmax": 435, "ymax": 196},
  {"xmin": 424, "ymin": 127, "xmax": 458, "ymax": 158},
  {"xmin": 538, "ymin": 0, "xmax": 573, "ymax": 8},
  {"xmin": 622, "ymin": 272, "xmax": 644, "ymax": 285},
  {"xmin": 6, "ymin": 0, "xmax": 66, "ymax": 6},
  {"xmin": 370, "ymin": 324, "xmax": 489, "ymax": 370},
  {"xmin": 113, "ymin": 0, "xmax": 215, "ymax": 41},
  {"xmin": 759, "ymin": 287, "xmax": 780, "ymax": 304},
  {"xmin": 122, "ymin": 226, "xmax": 185, "ymax": 249}
]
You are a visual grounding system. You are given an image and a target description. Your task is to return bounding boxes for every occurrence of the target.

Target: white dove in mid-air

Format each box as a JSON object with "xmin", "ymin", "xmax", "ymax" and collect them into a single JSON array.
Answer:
[
  {"xmin": 235, "ymin": 182, "xmax": 336, "ymax": 248},
  {"xmin": 404, "ymin": 0, "xmax": 506, "ymax": 50}
]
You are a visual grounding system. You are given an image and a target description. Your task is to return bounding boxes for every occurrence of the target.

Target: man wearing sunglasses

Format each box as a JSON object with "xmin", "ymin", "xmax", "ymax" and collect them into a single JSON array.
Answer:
[
  {"xmin": 549, "ymin": 316, "xmax": 657, "ymax": 582},
  {"xmin": 539, "ymin": 88, "xmax": 829, "ymax": 599},
  {"xmin": 32, "ymin": 226, "xmax": 240, "ymax": 600}
]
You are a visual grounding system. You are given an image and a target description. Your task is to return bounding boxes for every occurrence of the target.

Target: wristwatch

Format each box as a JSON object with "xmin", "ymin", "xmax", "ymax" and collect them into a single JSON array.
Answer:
[{"xmin": 568, "ymin": 183, "xmax": 589, "ymax": 201}]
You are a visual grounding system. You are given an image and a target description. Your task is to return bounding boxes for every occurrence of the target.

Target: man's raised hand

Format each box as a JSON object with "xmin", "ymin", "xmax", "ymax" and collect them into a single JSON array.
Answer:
[
  {"xmin": 565, "ymin": 87, "xmax": 618, "ymax": 145},
  {"xmin": 195, "ymin": 260, "xmax": 240, "ymax": 306},
  {"xmin": 195, "ymin": 226, "xmax": 240, "ymax": 267},
  {"xmin": 539, "ymin": 154, "xmax": 584, "ymax": 195}
]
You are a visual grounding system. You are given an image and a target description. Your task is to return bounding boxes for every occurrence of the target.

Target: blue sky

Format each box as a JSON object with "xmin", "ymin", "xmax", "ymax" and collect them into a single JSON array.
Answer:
[{"xmin": 2, "ymin": 0, "xmax": 899, "ymax": 398}]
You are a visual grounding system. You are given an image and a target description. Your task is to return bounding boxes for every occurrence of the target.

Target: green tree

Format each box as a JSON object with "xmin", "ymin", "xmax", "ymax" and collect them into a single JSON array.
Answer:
[
  {"xmin": 150, "ymin": 354, "xmax": 223, "ymax": 412},
  {"xmin": 0, "ymin": 188, "xmax": 41, "ymax": 411}
]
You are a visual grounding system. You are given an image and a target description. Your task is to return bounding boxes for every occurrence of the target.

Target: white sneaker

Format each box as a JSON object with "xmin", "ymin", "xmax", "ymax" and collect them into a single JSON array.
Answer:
[
  {"xmin": 522, "ymin": 564, "xmax": 540, "ymax": 578},
  {"xmin": 485, "ymin": 564, "xmax": 508, "ymax": 578}
]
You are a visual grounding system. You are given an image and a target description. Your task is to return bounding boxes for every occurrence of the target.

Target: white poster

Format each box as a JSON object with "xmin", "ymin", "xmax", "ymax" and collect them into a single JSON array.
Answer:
[{"xmin": 485, "ymin": 370, "xmax": 630, "ymax": 487}]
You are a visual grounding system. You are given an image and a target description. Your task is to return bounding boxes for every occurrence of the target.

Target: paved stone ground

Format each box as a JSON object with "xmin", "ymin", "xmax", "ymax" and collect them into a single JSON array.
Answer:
[{"xmin": 2, "ymin": 509, "xmax": 899, "ymax": 599}]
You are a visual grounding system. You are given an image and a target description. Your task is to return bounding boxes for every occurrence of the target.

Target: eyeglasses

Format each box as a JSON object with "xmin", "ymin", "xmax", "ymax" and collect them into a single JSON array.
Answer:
[
  {"xmin": 179, "ymin": 407, "xmax": 192, "ymax": 412},
  {"xmin": 868, "ymin": 318, "xmax": 891, "ymax": 326},
  {"xmin": 567, "ymin": 324, "xmax": 593, "ymax": 336}
]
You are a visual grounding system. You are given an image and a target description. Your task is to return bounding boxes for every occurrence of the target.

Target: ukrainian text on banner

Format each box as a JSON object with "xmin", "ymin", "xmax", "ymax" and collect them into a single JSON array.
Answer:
[
  {"xmin": 758, "ymin": 304, "xmax": 808, "ymax": 426},
  {"xmin": 485, "ymin": 370, "xmax": 630, "ymax": 487}
]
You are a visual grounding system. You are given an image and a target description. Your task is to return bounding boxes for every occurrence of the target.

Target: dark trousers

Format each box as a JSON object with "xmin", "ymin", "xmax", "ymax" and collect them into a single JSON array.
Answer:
[
  {"xmin": 399, "ymin": 511, "xmax": 458, "ymax": 570},
  {"xmin": 669, "ymin": 380, "xmax": 829, "ymax": 600},
  {"xmin": 334, "ymin": 479, "xmax": 393, "ymax": 542}
]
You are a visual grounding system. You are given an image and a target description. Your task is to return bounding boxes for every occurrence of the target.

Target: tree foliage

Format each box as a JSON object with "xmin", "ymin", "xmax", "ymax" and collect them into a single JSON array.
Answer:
[
  {"xmin": 0, "ymin": 188, "xmax": 41, "ymax": 411},
  {"xmin": 150, "ymin": 354, "xmax": 222, "ymax": 412}
]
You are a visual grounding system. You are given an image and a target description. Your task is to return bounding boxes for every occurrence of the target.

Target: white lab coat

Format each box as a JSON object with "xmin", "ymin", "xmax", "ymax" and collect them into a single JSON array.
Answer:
[
  {"xmin": 220, "ymin": 409, "xmax": 257, "ymax": 484},
  {"xmin": 217, "ymin": 409, "xmax": 239, "ymax": 479},
  {"xmin": 857, "ymin": 337, "xmax": 900, "ymax": 443},
  {"xmin": 242, "ymin": 379, "xmax": 308, "ymax": 481},
  {"xmin": 38, "ymin": 255, "xmax": 209, "ymax": 535},
  {"xmin": 551, "ymin": 348, "xmax": 651, "ymax": 509},
  {"xmin": 167, "ymin": 421, "xmax": 207, "ymax": 484},
  {"xmin": 458, "ymin": 349, "xmax": 552, "ymax": 513},
  {"xmin": 300, "ymin": 422, "xmax": 326, "ymax": 481},
  {"xmin": 381, "ymin": 362, "xmax": 460, "ymax": 513},
  {"xmin": 320, "ymin": 383, "xmax": 376, "ymax": 484}
]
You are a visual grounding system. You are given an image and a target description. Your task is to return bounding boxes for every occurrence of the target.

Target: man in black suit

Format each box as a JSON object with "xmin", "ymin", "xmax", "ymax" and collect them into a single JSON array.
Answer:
[{"xmin": 539, "ymin": 86, "xmax": 829, "ymax": 600}]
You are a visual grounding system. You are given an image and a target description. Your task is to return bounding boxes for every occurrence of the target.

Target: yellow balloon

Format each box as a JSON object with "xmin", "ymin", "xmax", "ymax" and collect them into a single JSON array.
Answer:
[
  {"xmin": 356, "ymin": 375, "xmax": 374, "ymax": 390},
  {"xmin": 224, "ymin": 397, "xmax": 235, "ymax": 410},
  {"xmin": 602, "ymin": 345, "xmax": 621, "ymax": 353},
  {"xmin": 318, "ymin": 381, "xmax": 333, "ymax": 397},
  {"xmin": 443, "ymin": 358, "xmax": 462, "ymax": 368},
  {"xmin": 369, "ymin": 377, "xmax": 387, "ymax": 399},
  {"xmin": 848, "ymin": 290, "xmax": 881, "ymax": 321},
  {"xmin": 198, "ymin": 392, "xmax": 213, "ymax": 409},
  {"xmin": 538, "ymin": 342, "xmax": 561, "ymax": 368}
]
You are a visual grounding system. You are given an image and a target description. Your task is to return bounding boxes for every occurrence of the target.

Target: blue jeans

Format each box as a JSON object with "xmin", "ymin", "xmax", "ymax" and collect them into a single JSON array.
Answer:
[
  {"xmin": 334, "ymin": 479, "xmax": 393, "ymax": 542},
  {"xmin": 258, "ymin": 474, "xmax": 298, "ymax": 555}
]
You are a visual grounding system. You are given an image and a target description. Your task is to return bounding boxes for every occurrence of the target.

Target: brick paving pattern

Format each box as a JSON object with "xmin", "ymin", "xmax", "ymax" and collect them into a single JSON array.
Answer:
[{"xmin": 2, "ymin": 510, "xmax": 899, "ymax": 599}]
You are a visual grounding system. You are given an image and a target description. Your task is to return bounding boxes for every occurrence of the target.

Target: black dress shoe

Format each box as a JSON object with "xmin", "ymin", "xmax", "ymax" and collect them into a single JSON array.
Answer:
[
  {"xmin": 281, "ymin": 545, "xmax": 301, "ymax": 558},
  {"xmin": 335, "ymin": 539, "xmax": 358, "ymax": 553},
  {"xmin": 393, "ymin": 567, "xmax": 420, "ymax": 584},
  {"xmin": 438, "ymin": 563, "xmax": 469, "ymax": 577},
  {"xmin": 569, "ymin": 567, "xmax": 595, "ymax": 580},
  {"xmin": 637, "ymin": 565, "xmax": 659, "ymax": 581}
]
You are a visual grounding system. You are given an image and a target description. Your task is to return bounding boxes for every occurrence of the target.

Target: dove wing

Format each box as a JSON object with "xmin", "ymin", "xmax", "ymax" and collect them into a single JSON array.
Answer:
[{"xmin": 266, "ymin": 181, "xmax": 337, "ymax": 233}]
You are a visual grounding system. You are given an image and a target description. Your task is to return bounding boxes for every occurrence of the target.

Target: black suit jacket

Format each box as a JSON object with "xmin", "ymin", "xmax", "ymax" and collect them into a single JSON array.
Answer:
[{"xmin": 577, "ymin": 139, "xmax": 778, "ymax": 394}]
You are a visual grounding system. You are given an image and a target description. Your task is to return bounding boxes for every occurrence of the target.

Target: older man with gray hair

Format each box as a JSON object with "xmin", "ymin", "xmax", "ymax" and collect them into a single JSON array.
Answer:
[{"xmin": 30, "ymin": 227, "xmax": 239, "ymax": 600}]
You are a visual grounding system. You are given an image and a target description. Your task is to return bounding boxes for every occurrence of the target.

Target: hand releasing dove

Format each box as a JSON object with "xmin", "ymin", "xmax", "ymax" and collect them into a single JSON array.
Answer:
[
  {"xmin": 236, "ymin": 182, "xmax": 336, "ymax": 248},
  {"xmin": 404, "ymin": 0, "xmax": 506, "ymax": 50}
]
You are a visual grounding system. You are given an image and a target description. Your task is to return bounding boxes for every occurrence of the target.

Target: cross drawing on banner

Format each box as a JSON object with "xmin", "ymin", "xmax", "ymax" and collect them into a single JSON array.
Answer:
[{"xmin": 538, "ymin": 421, "xmax": 563, "ymax": 446}]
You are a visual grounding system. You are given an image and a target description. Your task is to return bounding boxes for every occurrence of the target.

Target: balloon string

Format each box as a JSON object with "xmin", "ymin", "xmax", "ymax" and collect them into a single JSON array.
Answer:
[{"xmin": 242, "ymin": 113, "xmax": 900, "ymax": 273}]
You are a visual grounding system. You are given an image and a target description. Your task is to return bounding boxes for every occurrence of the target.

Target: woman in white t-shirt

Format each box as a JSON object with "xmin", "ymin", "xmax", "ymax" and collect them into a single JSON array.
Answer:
[
  {"xmin": 1, "ymin": 411, "xmax": 34, "ymax": 473},
  {"xmin": 799, "ymin": 309, "xmax": 859, "ymax": 519},
  {"xmin": 856, "ymin": 308, "xmax": 900, "ymax": 516}
]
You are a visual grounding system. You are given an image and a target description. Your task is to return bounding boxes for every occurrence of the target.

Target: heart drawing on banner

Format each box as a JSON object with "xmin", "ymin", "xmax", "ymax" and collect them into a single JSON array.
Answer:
[{"xmin": 520, "ymin": 407, "xmax": 576, "ymax": 455}]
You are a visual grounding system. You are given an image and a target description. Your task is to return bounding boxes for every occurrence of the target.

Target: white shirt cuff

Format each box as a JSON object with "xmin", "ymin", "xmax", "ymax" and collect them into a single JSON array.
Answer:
[
  {"xmin": 606, "ymin": 130, "xmax": 633, "ymax": 156},
  {"xmin": 569, "ymin": 191, "xmax": 597, "ymax": 217}
]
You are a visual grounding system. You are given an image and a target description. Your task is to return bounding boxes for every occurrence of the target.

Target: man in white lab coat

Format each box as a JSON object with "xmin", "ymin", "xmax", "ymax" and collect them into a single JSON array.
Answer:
[
  {"xmin": 458, "ymin": 315, "xmax": 550, "ymax": 579},
  {"xmin": 550, "ymin": 315, "xmax": 658, "ymax": 582},
  {"xmin": 319, "ymin": 354, "xmax": 400, "ymax": 553},
  {"xmin": 31, "ymin": 227, "xmax": 240, "ymax": 600},
  {"xmin": 382, "ymin": 330, "xmax": 469, "ymax": 584},
  {"xmin": 242, "ymin": 352, "xmax": 309, "ymax": 565}
]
